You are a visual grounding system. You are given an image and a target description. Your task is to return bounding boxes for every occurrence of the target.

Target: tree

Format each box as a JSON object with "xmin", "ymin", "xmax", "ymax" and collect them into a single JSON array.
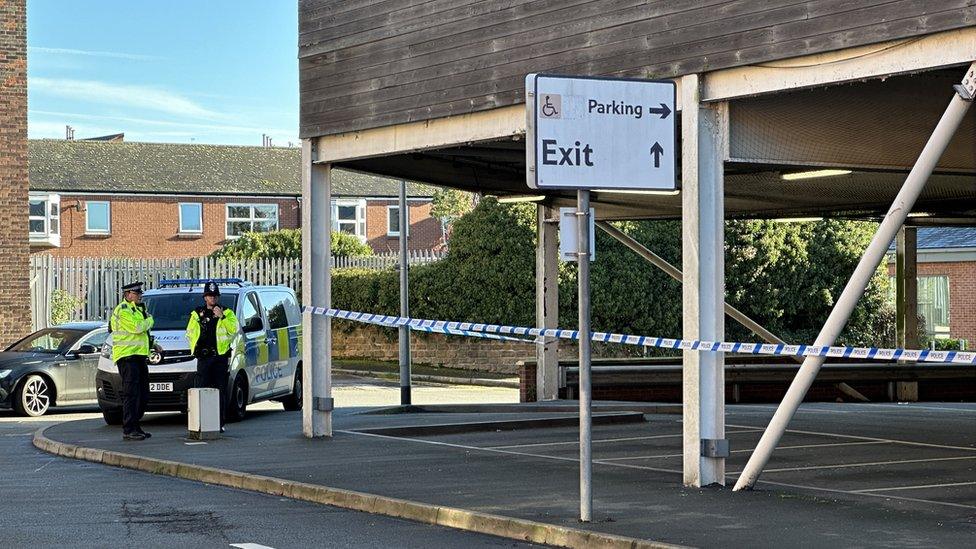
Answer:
[
  {"xmin": 430, "ymin": 188, "xmax": 474, "ymax": 247},
  {"xmin": 211, "ymin": 229, "xmax": 372, "ymax": 260}
]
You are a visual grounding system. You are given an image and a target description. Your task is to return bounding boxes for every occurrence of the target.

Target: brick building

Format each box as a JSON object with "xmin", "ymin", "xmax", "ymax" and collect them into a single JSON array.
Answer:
[
  {"xmin": 0, "ymin": 0, "xmax": 31, "ymax": 346},
  {"xmin": 27, "ymin": 139, "xmax": 442, "ymax": 257},
  {"xmin": 887, "ymin": 227, "xmax": 976, "ymax": 346}
]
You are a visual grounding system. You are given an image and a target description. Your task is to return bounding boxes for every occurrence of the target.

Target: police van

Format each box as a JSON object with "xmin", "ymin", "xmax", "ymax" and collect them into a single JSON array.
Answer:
[{"xmin": 96, "ymin": 278, "xmax": 303, "ymax": 425}]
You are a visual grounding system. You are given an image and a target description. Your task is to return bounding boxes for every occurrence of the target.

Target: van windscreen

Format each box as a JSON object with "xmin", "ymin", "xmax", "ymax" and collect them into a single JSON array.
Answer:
[{"xmin": 141, "ymin": 294, "xmax": 238, "ymax": 331}]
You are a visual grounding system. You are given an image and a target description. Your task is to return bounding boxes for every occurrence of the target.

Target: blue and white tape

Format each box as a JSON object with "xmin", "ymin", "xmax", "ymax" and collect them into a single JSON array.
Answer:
[{"xmin": 304, "ymin": 306, "xmax": 976, "ymax": 365}]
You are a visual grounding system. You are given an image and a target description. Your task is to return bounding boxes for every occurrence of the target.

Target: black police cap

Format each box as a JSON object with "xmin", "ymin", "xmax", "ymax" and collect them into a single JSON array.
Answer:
[{"xmin": 121, "ymin": 282, "xmax": 144, "ymax": 293}]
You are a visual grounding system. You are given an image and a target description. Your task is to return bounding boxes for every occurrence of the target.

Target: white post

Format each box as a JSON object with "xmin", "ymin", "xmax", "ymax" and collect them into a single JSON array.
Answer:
[
  {"xmin": 399, "ymin": 180, "xmax": 412, "ymax": 405},
  {"xmin": 734, "ymin": 69, "xmax": 975, "ymax": 491},
  {"xmin": 681, "ymin": 74, "xmax": 728, "ymax": 487},
  {"xmin": 301, "ymin": 139, "xmax": 333, "ymax": 437},
  {"xmin": 536, "ymin": 201, "xmax": 559, "ymax": 401},
  {"xmin": 577, "ymin": 189, "xmax": 592, "ymax": 522}
]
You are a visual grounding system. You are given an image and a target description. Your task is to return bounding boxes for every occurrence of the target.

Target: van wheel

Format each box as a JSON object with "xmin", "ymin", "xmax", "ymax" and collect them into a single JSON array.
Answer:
[
  {"xmin": 227, "ymin": 375, "xmax": 247, "ymax": 423},
  {"xmin": 14, "ymin": 375, "xmax": 52, "ymax": 417},
  {"xmin": 101, "ymin": 408, "xmax": 123, "ymax": 425},
  {"xmin": 281, "ymin": 370, "xmax": 302, "ymax": 411}
]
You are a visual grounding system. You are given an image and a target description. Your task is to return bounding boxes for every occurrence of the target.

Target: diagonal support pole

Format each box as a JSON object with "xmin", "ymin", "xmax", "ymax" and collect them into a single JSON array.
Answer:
[
  {"xmin": 734, "ymin": 63, "xmax": 976, "ymax": 491},
  {"xmin": 595, "ymin": 221, "xmax": 869, "ymax": 402}
]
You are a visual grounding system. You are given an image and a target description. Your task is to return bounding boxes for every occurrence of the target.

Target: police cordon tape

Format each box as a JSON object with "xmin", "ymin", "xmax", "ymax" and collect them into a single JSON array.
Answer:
[{"xmin": 303, "ymin": 306, "xmax": 976, "ymax": 365}]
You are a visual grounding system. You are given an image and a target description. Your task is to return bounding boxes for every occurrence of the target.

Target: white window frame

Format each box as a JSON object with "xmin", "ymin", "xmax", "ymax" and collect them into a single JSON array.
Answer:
[
  {"xmin": 225, "ymin": 203, "xmax": 279, "ymax": 239},
  {"xmin": 331, "ymin": 199, "xmax": 366, "ymax": 241},
  {"xmin": 85, "ymin": 200, "xmax": 111, "ymax": 235},
  {"xmin": 386, "ymin": 204, "xmax": 410, "ymax": 237},
  {"xmin": 28, "ymin": 192, "xmax": 61, "ymax": 247},
  {"xmin": 178, "ymin": 202, "xmax": 203, "ymax": 234}
]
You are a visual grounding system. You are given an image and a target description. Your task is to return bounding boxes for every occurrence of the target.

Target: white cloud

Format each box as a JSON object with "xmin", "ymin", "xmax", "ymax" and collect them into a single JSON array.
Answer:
[
  {"xmin": 28, "ymin": 46, "xmax": 160, "ymax": 61},
  {"xmin": 30, "ymin": 77, "xmax": 223, "ymax": 120},
  {"xmin": 29, "ymin": 110, "xmax": 298, "ymax": 146}
]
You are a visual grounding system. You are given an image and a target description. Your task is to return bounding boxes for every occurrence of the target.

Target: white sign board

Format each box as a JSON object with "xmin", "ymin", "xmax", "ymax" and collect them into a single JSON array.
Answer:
[
  {"xmin": 559, "ymin": 208, "xmax": 595, "ymax": 262},
  {"xmin": 526, "ymin": 74, "xmax": 676, "ymax": 190}
]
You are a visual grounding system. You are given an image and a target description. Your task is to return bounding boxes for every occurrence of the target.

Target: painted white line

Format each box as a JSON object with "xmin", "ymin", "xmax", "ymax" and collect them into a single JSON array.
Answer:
[
  {"xmin": 230, "ymin": 544, "xmax": 276, "ymax": 549},
  {"xmin": 853, "ymin": 481, "xmax": 976, "ymax": 493},
  {"xmin": 756, "ymin": 478, "xmax": 976, "ymax": 512},
  {"xmin": 599, "ymin": 440, "xmax": 890, "ymax": 462},
  {"xmin": 345, "ymin": 429, "xmax": 976, "ymax": 512},
  {"xmin": 849, "ymin": 403, "xmax": 976, "ymax": 414},
  {"xmin": 2, "ymin": 432, "xmax": 33, "ymax": 437},
  {"xmin": 730, "ymin": 455, "xmax": 976, "ymax": 475},
  {"xmin": 731, "ymin": 405, "xmax": 851, "ymax": 415},
  {"xmin": 727, "ymin": 423, "xmax": 976, "ymax": 453},
  {"xmin": 184, "ymin": 441, "xmax": 208, "ymax": 446},
  {"xmin": 33, "ymin": 457, "xmax": 56, "ymax": 473},
  {"xmin": 340, "ymin": 430, "xmax": 684, "ymax": 475},
  {"xmin": 484, "ymin": 428, "xmax": 763, "ymax": 450}
]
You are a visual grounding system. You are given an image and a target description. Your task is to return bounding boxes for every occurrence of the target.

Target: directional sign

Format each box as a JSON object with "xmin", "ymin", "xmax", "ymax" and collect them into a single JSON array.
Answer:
[{"xmin": 526, "ymin": 74, "xmax": 676, "ymax": 190}]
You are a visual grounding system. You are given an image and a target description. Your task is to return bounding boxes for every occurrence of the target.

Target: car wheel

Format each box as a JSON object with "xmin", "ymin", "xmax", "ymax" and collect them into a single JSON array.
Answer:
[
  {"xmin": 14, "ymin": 374, "xmax": 51, "ymax": 417},
  {"xmin": 101, "ymin": 408, "xmax": 123, "ymax": 425},
  {"xmin": 226, "ymin": 374, "xmax": 247, "ymax": 423},
  {"xmin": 281, "ymin": 370, "xmax": 302, "ymax": 411}
]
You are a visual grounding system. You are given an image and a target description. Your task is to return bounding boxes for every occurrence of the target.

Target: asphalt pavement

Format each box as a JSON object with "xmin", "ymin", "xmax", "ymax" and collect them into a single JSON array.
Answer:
[{"xmin": 0, "ymin": 375, "xmax": 534, "ymax": 548}]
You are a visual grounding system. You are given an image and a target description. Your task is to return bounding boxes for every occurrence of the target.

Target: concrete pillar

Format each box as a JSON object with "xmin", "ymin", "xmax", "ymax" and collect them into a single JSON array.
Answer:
[
  {"xmin": 895, "ymin": 226, "xmax": 919, "ymax": 401},
  {"xmin": 536, "ymin": 201, "xmax": 559, "ymax": 401},
  {"xmin": 301, "ymin": 139, "xmax": 333, "ymax": 437},
  {"xmin": 681, "ymin": 74, "xmax": 727, "ymax": 487}
]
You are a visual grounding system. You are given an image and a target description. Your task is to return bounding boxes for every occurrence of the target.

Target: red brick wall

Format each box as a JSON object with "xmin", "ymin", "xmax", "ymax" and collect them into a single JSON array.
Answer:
[
  {"xmin": 332, "ymin": 322, "xmax": 535, "ymax": 374},
  {"xmin": 0, "ymin": 0, "xmax": 31, "ymax": 345},
  {"xmin": 365, "ymin": 199, "xmax": 443, "ymax": 253},
  {"xmin": 887, "ymin": 259, "xmax": 976, "ymax": 345},
  {"xmin": 918, "ymin": 261, "xmax": 975, "ymax": 345},
  {"xmin": 34, "ymin": 195, "xmax": 300, "ymax": 258}
]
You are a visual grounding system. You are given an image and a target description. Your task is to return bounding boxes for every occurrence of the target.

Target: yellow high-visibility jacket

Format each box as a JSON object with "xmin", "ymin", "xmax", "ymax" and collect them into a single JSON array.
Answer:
[
  {"xmin": 110, "ymin": 301, "xmax": 154, "ymax": 362},
  {"xmin": 186, "ymin": 308, "xmax": 240, "ymax": 356}
]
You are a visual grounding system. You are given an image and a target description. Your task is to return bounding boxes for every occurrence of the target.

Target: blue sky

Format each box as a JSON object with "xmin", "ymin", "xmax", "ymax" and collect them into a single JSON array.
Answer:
[{"xmin": 27, "ymin": 0, "xmax": 298, "ymax": 146}]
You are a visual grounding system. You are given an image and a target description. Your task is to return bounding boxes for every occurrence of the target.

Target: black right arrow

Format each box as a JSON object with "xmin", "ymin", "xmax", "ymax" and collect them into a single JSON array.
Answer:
[
  {"xmin": 647, "ymin": 103, "xmax": 671, "ymax": 119},
  {"xmin": 649, "ymin": 142, "xmax": 664, "ymax": 168}
]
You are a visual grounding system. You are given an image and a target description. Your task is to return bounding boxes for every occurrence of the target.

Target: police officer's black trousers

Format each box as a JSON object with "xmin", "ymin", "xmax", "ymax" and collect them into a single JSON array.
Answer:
[
  {"xmin": 196, "ymin": 354, "xmax": 230, "ymax": 427},
  {"xmin": 117, "ymin": 355, "xmax": 149, "ymax": 435}
]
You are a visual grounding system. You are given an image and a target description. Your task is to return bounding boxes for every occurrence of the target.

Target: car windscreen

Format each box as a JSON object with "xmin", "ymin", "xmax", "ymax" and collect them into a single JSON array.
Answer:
[
  {"xmin": 141, "ymin": 294, "xmax": 238, "ymax": 331},
  {"xmin": 7, "ymin": 328, "xmax": 85, "ymax": 354}
]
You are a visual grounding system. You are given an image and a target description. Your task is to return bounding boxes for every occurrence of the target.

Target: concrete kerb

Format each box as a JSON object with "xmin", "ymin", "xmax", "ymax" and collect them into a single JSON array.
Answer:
[{"xmin": 32, "ymin": 426, "xmax": 685, "ymax": 549}]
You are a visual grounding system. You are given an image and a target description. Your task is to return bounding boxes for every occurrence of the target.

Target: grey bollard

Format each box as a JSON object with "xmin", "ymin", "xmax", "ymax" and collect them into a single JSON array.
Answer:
[{"xmin": 187, "ymin": 387, "xmax": 220, "ymax": 440}]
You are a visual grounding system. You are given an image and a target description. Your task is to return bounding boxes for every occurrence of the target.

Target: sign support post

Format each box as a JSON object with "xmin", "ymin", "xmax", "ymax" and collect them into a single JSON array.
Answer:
[{"xmin": 576, "ymin": 189, "xmax": 592, "ymax": 522}]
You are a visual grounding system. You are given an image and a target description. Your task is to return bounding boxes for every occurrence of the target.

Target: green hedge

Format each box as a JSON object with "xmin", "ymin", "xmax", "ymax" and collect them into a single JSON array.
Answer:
[{"xmin": 332, "ymin": 198, "xmax": 894, "ymax": 348}]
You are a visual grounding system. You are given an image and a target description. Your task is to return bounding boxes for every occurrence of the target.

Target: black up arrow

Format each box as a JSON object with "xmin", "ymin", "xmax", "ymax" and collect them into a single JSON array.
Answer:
[
  {"xmin": 648, "ymin": 103, "xmax": 671, "ymax": 119},
  {"xmin": 649, "ymin": 142, "xmax": 664, "ymax": 168}
]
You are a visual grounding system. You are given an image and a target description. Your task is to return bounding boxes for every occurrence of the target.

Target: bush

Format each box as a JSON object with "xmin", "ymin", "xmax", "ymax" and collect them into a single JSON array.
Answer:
[
  {"xmin": 50, "ymin": 289, "xmax": 83, "ymax": 325},
  {"xmin": 332, "ymin": 199, "xmax": 895, "ymax": 349},
  {"xmin": 932, "ymin": 338, "xmax": 969, "ymax": 351},
  {"xmin": 211, "ymin": 229, "xmax": 371, "ymax": 259}
]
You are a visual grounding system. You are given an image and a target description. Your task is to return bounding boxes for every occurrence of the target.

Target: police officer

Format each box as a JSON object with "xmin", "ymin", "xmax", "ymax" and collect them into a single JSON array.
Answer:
[
  {"xmin": 186, "ymin": 281, "xmax": 239, "ymax": 431},
  {"xmin": 111, "ymin": 282, "xmax": 154, "ymax": 441}
]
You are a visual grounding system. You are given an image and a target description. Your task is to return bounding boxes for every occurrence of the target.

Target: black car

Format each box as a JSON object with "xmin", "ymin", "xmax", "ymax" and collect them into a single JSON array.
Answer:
[{"xmin": 0, "ymin": 322, "xmax": 108, "ymax": 416}]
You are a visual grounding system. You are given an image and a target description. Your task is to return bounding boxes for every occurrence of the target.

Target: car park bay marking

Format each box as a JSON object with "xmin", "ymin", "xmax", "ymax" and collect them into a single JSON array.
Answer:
[
  {"xmin": 729, "ymin": 454, "xmax": 976, "ymax": 475},
  {"xmin": 230, "ymin": 544, "xmax": 276, "ymax": 549},
  {"xmin": 727, "ymin": 423, "xmax": 976, "ymax": 453},
  {"xmin": 853, "ymin": 480, "xmax": 976, "ymax": 493},
  {"xmin": 598, "ymin": 440, "xmax": 891, "ymax": 462},
  {"xmin": 483, "ymin": 428, "xmax": 764, "ymax": 450},
  {"xmin": 341, "ymin": 430, "xmax": 976, "ymax": 512}
]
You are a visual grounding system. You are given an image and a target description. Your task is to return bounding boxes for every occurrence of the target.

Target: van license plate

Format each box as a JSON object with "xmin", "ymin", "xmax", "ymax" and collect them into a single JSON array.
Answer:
[{"xmin": 149, "ymin": 382, "xmax": 173, "ymax": 392}]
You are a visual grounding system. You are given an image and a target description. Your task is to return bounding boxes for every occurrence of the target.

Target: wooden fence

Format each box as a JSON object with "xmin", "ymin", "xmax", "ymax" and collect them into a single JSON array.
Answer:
[{"xmin": 30, "ymin": 250, "xmax": 445, "ymax": 329}]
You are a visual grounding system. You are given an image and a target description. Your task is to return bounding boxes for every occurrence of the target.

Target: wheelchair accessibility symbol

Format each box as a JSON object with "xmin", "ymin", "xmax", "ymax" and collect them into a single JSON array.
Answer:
[{"xmin": 540, "ymin": 94, "xmax": 561, "ymax": 119}]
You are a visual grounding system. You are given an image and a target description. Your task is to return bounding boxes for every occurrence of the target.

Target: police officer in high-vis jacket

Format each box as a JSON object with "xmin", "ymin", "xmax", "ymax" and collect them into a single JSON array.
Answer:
[
  {"xmin": 186, "ymin": 281, "xmax": 239, "ymax": 431},
  {"xmin": 111, "ymin": 281, "xmax": 154, "ymax": 441}
]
